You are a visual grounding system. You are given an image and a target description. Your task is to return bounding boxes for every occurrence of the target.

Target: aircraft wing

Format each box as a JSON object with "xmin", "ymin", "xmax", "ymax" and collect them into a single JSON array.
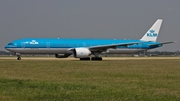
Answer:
[
  {"xmin": 88, "ymin": 42, "xmax": 141, "ymax": 51},
  {"xmin": 148, "ymin": 41, "xmax": 176, "ymax": 47}
]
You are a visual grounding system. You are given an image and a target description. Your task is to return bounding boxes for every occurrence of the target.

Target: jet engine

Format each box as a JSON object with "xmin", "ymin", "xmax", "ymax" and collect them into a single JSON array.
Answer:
[
  {"xmin": 73, "ymin": 48, "xmax": 91, "ymax": 58},
  {"xmin": 55, "ymin": 54, "xmax": 71, "ymax": 58}
]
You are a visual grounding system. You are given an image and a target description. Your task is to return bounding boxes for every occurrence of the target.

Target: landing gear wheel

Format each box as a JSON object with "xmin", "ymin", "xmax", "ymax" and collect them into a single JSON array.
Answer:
[
  {"xmin": 17, "ymin": 57, "xmax": 21, "ymax": 60},
  {"xmin": 80, "ymin": 57, "xmax": 91, "ymax": 61},
  {"xmin": 17, "ymin": 56, "xmax": 21, "ymax": 60},
  {"xmin": 91, "ymin": 57, "xmax": 102, "ymax": 61}
]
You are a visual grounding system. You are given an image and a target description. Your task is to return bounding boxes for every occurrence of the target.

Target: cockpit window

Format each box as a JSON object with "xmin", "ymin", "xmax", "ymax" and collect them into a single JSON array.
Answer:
[{"xmin": 8, "ymin": 43, "xmax": 14, "ymax": 45}]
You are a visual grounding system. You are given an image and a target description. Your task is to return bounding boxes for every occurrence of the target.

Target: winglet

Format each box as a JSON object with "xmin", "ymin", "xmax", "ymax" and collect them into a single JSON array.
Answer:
[{"xmin": 141, "ymin": 19, "xmax": 163, "ymax": 42}]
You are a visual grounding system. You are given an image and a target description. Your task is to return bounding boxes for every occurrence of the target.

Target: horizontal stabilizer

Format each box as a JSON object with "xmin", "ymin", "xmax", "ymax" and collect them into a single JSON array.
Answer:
[
  {"xmin": 160, "ymin": 41, "xmax": 176, "ymax": 45},
  {"xmin": 148, "ymin": 41, "xmax": 176, "ymax": 47}
]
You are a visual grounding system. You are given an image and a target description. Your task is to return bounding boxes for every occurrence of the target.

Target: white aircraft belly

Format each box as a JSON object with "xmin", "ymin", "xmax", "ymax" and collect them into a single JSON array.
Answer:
[{"xmin": 6, "ymin": 48, "xmax": 72, "ymax": 54}]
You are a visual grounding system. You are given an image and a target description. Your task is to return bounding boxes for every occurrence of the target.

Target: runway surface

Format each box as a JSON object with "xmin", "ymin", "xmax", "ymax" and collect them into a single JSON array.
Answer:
[{"xmin": 1, "ymin": 56, "xmax": 180, "ymax": 60}]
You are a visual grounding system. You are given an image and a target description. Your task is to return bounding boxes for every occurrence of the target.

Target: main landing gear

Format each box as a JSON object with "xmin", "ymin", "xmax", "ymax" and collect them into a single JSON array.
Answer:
[
  {"xmin": 80, "ymin": 57, "xmax": 102, "ymax": 61},
  {"xmin": 91, "ymin": 57, "xmax": 102, "ymax": 61},
  {"xmin": 80, "ymin": 57, "xmax": 91, "ymax": 60}
]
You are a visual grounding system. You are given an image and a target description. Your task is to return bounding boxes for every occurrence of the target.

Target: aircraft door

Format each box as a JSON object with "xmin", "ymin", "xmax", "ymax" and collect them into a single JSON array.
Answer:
[
  {"xmin": 21, "ymin": 42, "xmax": 25, "ymax": 48},
  {"xmin": 139, "ymin": 43, "xmax": 142, "ymax": 49},
  {"xmin": 83, "ymin": 42, "xmax": 86, "ymax": 47},
  {"xmin": 46, "ymin": 42, "xmax": 50, "ymax": 48}
]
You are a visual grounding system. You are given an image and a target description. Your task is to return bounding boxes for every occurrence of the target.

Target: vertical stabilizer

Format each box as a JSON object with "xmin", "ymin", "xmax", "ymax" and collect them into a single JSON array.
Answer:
[{"xmin": 141, "ymin": 19, "xmax": 163, "ymax": 42}]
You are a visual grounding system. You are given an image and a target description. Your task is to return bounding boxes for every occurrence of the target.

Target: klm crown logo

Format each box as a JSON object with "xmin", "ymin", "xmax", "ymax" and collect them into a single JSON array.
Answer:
[
  {"xmin": 146, "ymin": 30, "xmax": 158, "ymax": 37},
  {"xmin": 30, "ymin": 40, "xmax": 38, "ymax": 44}
]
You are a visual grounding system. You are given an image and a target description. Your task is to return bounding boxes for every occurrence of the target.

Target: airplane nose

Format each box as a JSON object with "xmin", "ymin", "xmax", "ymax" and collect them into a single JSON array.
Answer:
[
  {"xmin": 4, "ymin": 45, "xmax": 8, "ymax": 49},
  {"xmin": 5, "ymin": 42, "xmax": 15, "ymax": 49},
  {"xmin": 4, "ymin": 45, "xmax": 13, "ymax": 52},
  {"xmin": 4, "ymin": 45, "xmax": 9, "ymax": 50}
]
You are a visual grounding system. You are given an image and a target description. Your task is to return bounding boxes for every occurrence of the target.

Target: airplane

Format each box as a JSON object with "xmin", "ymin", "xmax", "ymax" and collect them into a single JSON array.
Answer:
[{"xmin": 5, "ymin": 19, "xmax": 175, "ymax": 61}]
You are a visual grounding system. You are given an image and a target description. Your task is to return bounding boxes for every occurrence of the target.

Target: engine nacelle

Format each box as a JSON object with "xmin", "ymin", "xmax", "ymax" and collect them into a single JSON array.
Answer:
[
  {"xmin": 55, "ymin": 54, "xmax": 70, "ymax": 58},
  {"xmin": 74, "ymin": 48, "xmax": 91, "ymax": 58}
]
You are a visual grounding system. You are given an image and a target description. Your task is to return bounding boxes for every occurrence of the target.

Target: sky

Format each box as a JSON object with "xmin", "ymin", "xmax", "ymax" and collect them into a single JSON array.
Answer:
[{"xmin": 0, "ymin": 0, "xmax": 180, "ymax": 51}]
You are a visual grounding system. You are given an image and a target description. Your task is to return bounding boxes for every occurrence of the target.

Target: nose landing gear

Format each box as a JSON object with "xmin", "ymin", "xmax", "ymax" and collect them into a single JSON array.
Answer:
[
  {"xmin": 16, "ymin": 53, "xmax": 21, "ymax": 60},
  {"xmin": 17, "ymin": 55, "xmax": 21, "ymax": 60}
]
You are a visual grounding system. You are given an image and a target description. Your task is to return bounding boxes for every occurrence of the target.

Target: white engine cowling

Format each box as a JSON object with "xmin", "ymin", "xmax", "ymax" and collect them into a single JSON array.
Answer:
[{"xmin": 74, "ymin": 48, "xmax": 91, "ymax": 58}]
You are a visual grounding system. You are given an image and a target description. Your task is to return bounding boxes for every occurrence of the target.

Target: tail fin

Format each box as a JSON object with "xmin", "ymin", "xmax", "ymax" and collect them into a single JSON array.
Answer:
[{"xmin": 141, "ymin": 19, "xmax": 163, "ymax": 42}]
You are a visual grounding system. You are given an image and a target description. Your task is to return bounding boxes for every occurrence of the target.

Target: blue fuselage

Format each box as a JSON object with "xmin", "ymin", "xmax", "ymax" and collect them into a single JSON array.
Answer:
[{"xmin": 5, "ymin": 38, "xmax": 162, "ymax": 54}]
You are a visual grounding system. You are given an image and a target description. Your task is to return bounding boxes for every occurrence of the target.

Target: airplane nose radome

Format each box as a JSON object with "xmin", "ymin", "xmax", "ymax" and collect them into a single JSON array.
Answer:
[
  {"xmin": 4, "ymin": 45, "xmax": 9, "ymax": 49},
  {"xmin": 5, "ymin": 46, "xmax": 8, "ymax": 49}
]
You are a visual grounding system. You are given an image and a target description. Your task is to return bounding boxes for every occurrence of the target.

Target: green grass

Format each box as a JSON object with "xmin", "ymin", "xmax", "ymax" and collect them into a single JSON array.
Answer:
[{"xmin": 0, "ymin": 59, "xmax": 180, "ymax": 101}]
